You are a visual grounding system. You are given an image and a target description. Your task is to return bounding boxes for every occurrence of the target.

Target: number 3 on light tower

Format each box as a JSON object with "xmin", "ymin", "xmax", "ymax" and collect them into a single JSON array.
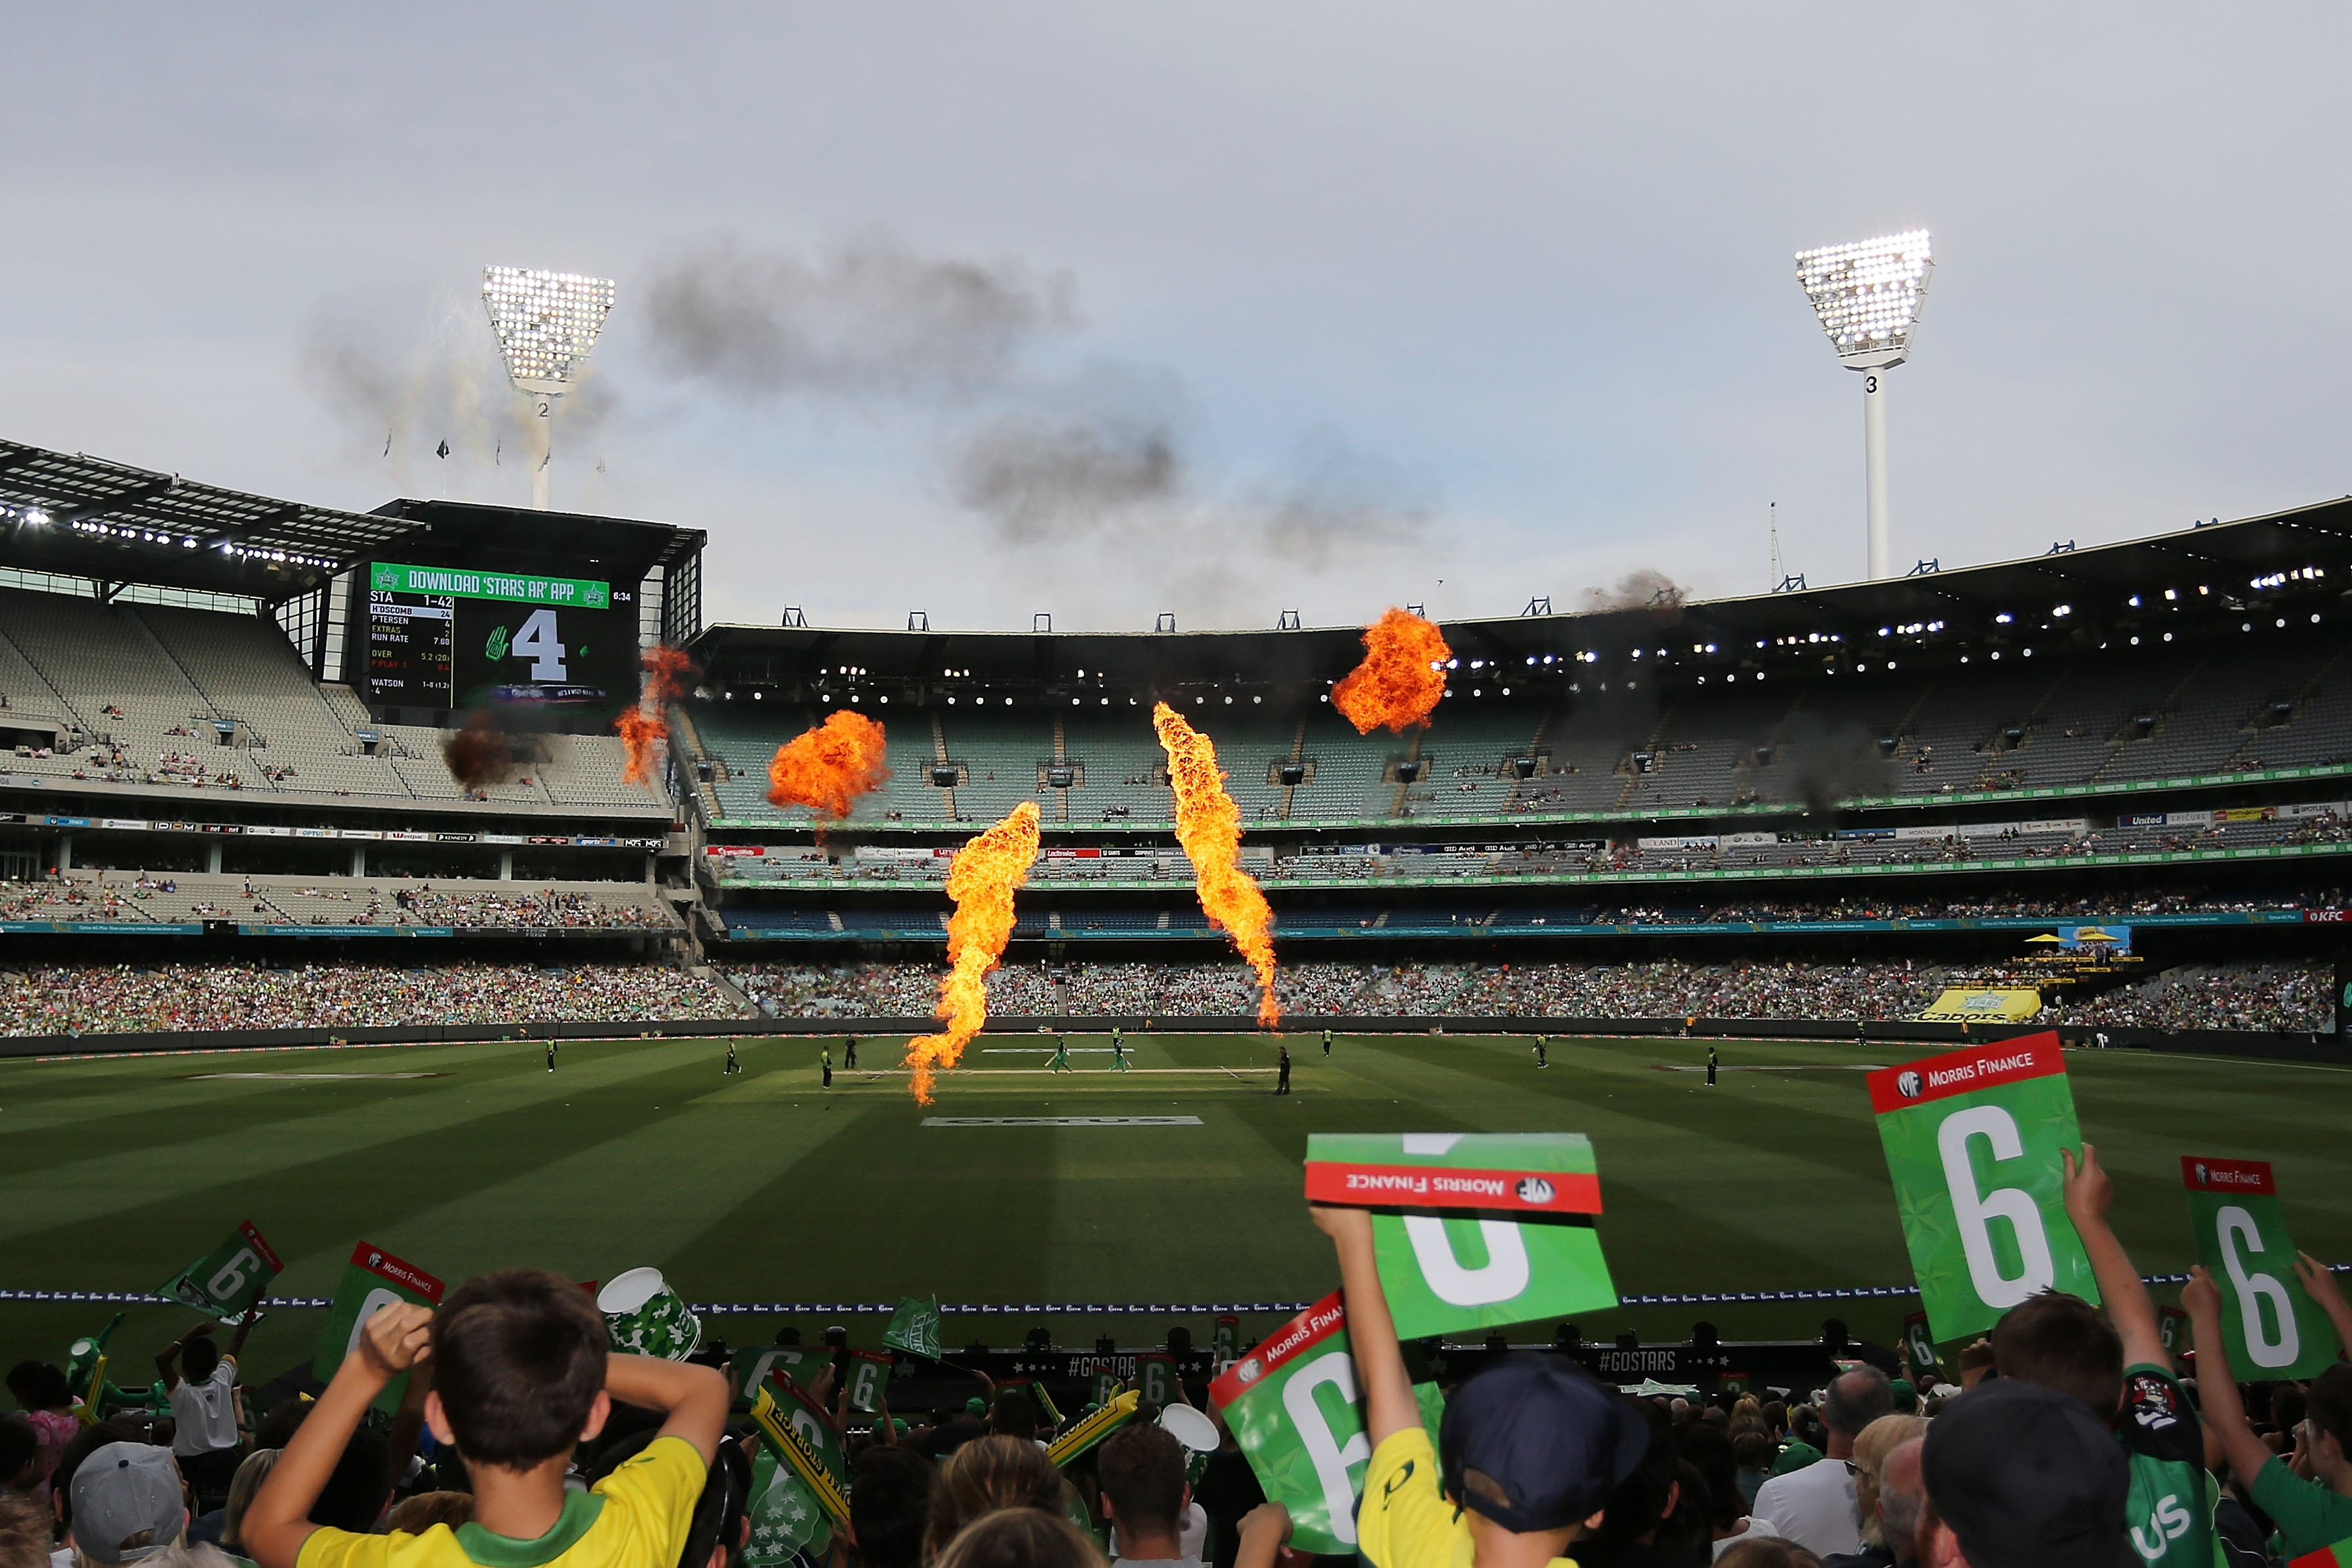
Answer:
[{"xmin": 510, "ymin": 609, "xmax": 567, "ymax": 681}]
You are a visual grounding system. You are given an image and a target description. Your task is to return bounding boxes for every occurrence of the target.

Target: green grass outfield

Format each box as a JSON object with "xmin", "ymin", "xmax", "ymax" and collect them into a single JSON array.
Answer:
[{"xmin": 3, "ymin": 1032, "xmax": 2347, "ymax": 1380}]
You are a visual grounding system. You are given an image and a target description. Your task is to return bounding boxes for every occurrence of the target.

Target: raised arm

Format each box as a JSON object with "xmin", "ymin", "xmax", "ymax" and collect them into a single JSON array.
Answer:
[
  {"xmin": 2294, "ymin": 1253, "xmax": 2352, "ymax": 1358},
  {"xmin": 2061, "ymin": 1144, "xmax": 2168, "ymax": 1369},
  {"xmin": 245, "ymin": 1304, "xmax": 434, "ymax": 1568},
  {"xmin": 603, "ymin": 1354, "xmax": 728, "ymax": 1464},
  {"xmin": 2182, "ymin": 1268, "xmax": 2273, "ymax": 1491},
  {"xmin": 153, "ymin": 1323, "xmax": 211, "ymax": 1392},
  {"xmin": 225, "ymin": 1298, "xmax": 264, "ymax": 1364},
  {"xmin": 1308, "ymin": 1205, "xmax": 1417, "ymax": 1445}
]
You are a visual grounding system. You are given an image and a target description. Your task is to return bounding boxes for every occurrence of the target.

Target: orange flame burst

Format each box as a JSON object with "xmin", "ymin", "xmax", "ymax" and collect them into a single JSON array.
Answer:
[
  {"xmin": 1153, "ymin": 702, "xmax": 1280, "ymax": 1028},
  {"xmin": 766, "ymin": 711, "xmax": 892, "ymax": 818},
  {"xmin": 904, "ymin": 801, "xmax": 1042, "ymax": 1103},
  {"xmin": 619, "ymin": 645, "xmax": 699, "ymax": 786},
  {"xmin": 1331, "ymin": 607, "xmax": 1451, "ymax": 734}
]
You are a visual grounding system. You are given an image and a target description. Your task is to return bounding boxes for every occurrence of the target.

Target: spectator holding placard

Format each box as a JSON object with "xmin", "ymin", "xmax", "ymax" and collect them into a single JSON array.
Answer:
[
  {"xmin": 2181, "ymin": 1261, "xmax": 2352, "ymax": 1560},
  {"xmin": 1307, "ymin": 1203, "xmax": 1645, "ymax": 1568},
  {"xmin": 157, "ymin": 1316, "xmax": 258, "ymax": 1504}
]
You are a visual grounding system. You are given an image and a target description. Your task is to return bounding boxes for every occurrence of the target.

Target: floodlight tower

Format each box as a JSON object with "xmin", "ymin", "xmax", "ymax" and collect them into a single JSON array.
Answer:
[
  {"xmin": 481, "ymin": 267, "xmax": 616, "ymax": 510},
  {"xmin": 1794, "ymin": 231, "xmax": 1933, "ymax": 580}
]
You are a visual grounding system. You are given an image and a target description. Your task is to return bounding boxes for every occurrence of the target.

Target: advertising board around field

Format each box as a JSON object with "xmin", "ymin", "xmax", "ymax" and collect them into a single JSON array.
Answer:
[
  {"xmin": 2181, "ymin": 1157, "xmax": 2337, "ymax": 1378},
  {"xmin": 1305, "ymin": 1132, "xmax": 1616, "ymax": 1338},
  {"xmin": 1869, "ymin": 1035, "xmax": 2098, "ymax": 1344}
]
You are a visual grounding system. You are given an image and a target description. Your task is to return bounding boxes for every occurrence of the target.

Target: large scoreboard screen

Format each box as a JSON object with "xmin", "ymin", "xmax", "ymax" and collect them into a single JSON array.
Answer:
[{"xmin": 363, "ymin": 561, "xmax": 638, "ymax": 712}]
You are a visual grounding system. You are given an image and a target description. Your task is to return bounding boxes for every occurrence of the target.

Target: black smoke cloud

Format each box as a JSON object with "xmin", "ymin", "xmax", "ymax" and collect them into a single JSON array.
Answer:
[{"xmin": 640, "ymin": 235, "xmax": 1076, "ymax": 402}]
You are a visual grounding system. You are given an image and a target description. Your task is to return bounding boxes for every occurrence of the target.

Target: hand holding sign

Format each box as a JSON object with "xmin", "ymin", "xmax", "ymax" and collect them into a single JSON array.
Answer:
[
  {"xmin": 2181, "ymin": 1157, "xmax": 2337, "ymax": 1378},
  {"xmin": 355, "ymin": 1303, "xmax": 434, "ymax": 1382}
]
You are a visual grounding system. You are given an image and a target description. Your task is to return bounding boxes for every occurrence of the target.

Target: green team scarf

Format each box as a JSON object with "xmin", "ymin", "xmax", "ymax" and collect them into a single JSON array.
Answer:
[
  {"xmin": 845, "ymin": 1348, "xmax": 893, "ymax": 1413},
  {"xmin": 312, "ymin": 1242, "xmax": 444, "ymax": 1412},
  {"xmin": 1867, "ymin": 1035, "xmax": 2098, "ymax": 1344},
  {"xmin": 1206, "ymin": 1291, "xmax": 1446, "ymax": 1558},
  {"xmin": 2181, "ymin": 1157, "xmax": 2338, "ymax": 1378},
  {"xmin": 1306, "ymin": 1132, "xmax": 1616, "ymax": 1338},
  {"xmin": 883, "ymin": 1296, "xmax": 941, "ymax": 1359},
  {"xmin": 747, "ymin": 1378, "xmax": 850, "ymax": 1529},
  {"xmin": 155, "ymin": 1222, "xmax": 283, "ymax": 1323}
]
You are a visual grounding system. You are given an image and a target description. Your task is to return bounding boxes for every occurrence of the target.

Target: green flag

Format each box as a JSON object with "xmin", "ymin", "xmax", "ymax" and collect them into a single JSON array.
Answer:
[
  {"xmin": 743, "ymin": 1447, "xmax": 830, "ymax": 1563},
  {"xmin": 2181, "ymin": 1157, "xmax": 2337, "ymax": 1378},
  {"xmin": 883, "ymin": 1296, "xmax": 941, "ymax": 1359},
  {"xmin": 155, "ymin": 1222, "xmax": 283, "ymax": 1323},
  {"xmin": 313, "ymin": 1242, "xmax": 445, "ymax": 1413},
  {"xmin": 1868, "ymin": 1035, "xmax": 2098, "ymax": 1344},
  {"xmin": 1306, "ymin": 1132, "xmax": 1617, "ymax": 1339},
  {"xmin": 845, "ymin": 1349, "xmax": 893, "ymax": 1413}
]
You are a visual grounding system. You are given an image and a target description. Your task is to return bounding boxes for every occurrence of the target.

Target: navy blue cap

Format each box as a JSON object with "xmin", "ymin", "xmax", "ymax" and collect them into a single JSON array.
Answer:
[
  {"xmin": 1438, "ymin": 1353, "xmax": 1648, "ymax": 1533},
  {"xmin": 1923, "ymin": 1379, "xmax": 2135, "ymax": 1568}
]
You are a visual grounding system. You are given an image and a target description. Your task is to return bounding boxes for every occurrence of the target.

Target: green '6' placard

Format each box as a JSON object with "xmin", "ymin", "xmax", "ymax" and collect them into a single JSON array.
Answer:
[
  {"xmin": 1868, "ymin": 1034, "xmax": 2098, "ymax": 1344},
  {"xmin": 2181, "ymin": 1157, "xmax": 2336, "ymax": 1378}
]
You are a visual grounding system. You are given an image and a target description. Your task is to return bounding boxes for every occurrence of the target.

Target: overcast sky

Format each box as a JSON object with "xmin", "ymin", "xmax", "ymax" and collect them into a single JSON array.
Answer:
[{"xmin": 6, "ymin": 5, "xmax": 2346, "ymax": 633}]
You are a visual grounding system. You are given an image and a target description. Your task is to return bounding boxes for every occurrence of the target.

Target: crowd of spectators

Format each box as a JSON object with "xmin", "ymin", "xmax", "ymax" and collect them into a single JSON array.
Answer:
[
  {"xmin": 724, "ymin": 957, "xmax": 2332, "ymax": 1032},
  {"xmin": 0, "ymin": 879, "xmax": 674, "ymax": 932},
  {"xmin": 0, "ymin": 961, "xmax": 735, "ymax": 1036}
]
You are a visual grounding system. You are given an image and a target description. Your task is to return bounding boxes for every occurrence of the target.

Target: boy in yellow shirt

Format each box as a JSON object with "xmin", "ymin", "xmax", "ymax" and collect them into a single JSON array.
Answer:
[
  {"xmin": 1309, "ymin": 1207, "xmax": 1646, "ymax": 1568},
  {"xmin": 245, "ymin": 1268, "xmax": 728, "ymax": 1568}
]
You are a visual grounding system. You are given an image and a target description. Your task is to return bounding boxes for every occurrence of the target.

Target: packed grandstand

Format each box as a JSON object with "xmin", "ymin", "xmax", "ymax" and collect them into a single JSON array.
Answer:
[{"xmin": 1, "ymin": 434, "xmax": 2348, "ymax": 1045}]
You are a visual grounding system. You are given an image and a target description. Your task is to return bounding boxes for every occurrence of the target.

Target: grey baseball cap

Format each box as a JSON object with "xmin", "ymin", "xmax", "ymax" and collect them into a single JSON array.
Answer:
[{"xmin": 70, "ymin": 1443, "xmax": 185, "ymax": 1564}]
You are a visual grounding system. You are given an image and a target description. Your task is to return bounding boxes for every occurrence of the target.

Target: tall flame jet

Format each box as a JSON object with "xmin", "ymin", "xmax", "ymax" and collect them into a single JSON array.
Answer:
[
  {"xmin": 1332, "ymin": 607, "xmax": 1451, "ymax": 734},
  {"xmin": 1153, "ymin": 703, "xmax": 1280, "ymax": 1028},
  {"xmin": 618, "ymin": 645, "xmax": 695, "ymax": 785},
  {"xmin": 904, "ymin": 802, "xmax": 1042, "ymax": 1103}
]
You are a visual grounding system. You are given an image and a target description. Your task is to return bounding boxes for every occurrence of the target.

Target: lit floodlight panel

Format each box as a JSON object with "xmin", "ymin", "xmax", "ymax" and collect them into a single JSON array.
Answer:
[
  {"xmin": 481, "ymin": 267, "xmax": 616, "ymax": 394},
  {"xmin": 1794, "ymin": 230, "xmax": 1932, "ymax": 368}
]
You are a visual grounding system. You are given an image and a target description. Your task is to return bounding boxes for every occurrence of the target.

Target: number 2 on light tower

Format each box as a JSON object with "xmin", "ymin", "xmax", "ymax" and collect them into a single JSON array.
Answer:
[{"xmin": 510, "ymin": 608, "xmax": 567, "ymax": 680}]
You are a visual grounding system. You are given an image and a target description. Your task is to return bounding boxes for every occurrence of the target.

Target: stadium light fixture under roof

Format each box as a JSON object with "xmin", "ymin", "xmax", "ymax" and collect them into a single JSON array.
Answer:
[
  {"xmin": 481, "ymin": 266, "xmax": 615, "ymax": 511},
  {"xmin": 1794, "ymin": 230, "xmax": 1933, "ymax": 582}
]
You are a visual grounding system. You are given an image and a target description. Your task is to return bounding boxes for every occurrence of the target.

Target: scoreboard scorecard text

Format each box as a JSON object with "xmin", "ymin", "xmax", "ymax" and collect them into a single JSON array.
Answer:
[{"xmin": 364, "ymin": 561, "xmax": 636, "ymax": 710}]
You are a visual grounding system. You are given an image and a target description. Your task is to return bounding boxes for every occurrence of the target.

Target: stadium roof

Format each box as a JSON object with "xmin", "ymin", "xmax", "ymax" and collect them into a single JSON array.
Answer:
[
  {"xmin": 0, "ymin": 439, "xmax": 701, "ymax": 603},
  {"xmin": 691, "ymin": 493, "xmax": 2352, "ymax": 698}
]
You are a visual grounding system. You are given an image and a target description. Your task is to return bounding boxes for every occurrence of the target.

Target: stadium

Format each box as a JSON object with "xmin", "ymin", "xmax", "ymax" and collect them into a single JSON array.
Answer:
[{"xmin": 3, "ymin": 410, "xmax": 2348, "ymax": 1399}]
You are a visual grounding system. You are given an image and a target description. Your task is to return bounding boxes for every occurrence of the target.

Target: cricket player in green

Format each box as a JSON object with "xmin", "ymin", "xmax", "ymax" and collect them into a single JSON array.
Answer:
[
  {"xmin": 1112, "ymin": 1035, "xmax": 1129, "ymax": 1071},
  {"xmin": 1049, "ymin": 1035, "xmax": 1071, "ymax": 1072}
]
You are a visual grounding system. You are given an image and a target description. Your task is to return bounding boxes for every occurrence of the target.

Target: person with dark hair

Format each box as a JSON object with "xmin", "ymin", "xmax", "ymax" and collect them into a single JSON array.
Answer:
[
  {"xmin": 1716, "ymin": 1542, "xmax": 1825, "ymax": 1568},
  {"xmin": 1576, "ymin": 1399, "xmax": 1682, "ymax": 1567},
  {"xmin": 2183, "ymin": 1257, "xmax": 2352, "ymax": 1559},
  {"xmin": 1915, "ymin": 1380, "xmax": 2134, "ymax": 1568},
  {"xmin": 1096, "ymin": 1425, "xmax": 1194, "ymax": 1568},
  {"xmin": 0, "ymin": 1420, "xmax": 38, "ymax": 1495},
  {"xmin": 1680, "ymin": 1419, "xmax": 1765, "ymax": 1558},
  {"xmin": 932, "ymin": 1508, "xmax": 1103, "ymax": 1568},
  {"xmin": 7, "ymin": 1363, "xmax": 77, "ymax": 1495},
  {"xmin": 1750, "ymin": 1367, "xmax": 1891, "ymax": 1558},
  {"xmin": 157, "ymin": 1316, "xmax": 258, "ymax": 1506},
  {"xmin": 242, "ymin": 1267, "xmax": 727, "ymax": 1568},
  {"xmin": 986, "ymin": 1392, "xmax": 1038, "ymax": 1445},
  {"xmin": 381, "ymin": 1494, "xmax": 475, "ymax": 1537},
  {"xmin": 303, "ymin": 1428, "xmax": 390, "ymax": 1535},
  {"xmin": 1310, "ymin": 1205, "xmax": 1645, "ymax": 1568},
  {"xmin": 847, "ymin": 1447, "xmax": 930, "ymax": 1568},
  {"xmin": 1274, "ymin": 1047, "xmax": 1290, "ymax": 1096}
]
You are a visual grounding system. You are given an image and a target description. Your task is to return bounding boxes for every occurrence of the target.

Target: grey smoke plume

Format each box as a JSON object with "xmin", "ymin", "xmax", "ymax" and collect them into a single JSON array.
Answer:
[
  {"xmin": 1259, "ymin": 428, "xmax": 1430, "ymax": 567},
  {"xmin": 952, "ymin": 407, "xmax": 1183, "ymax": 542},
  {"xmin": 297, "ymin": 294, "xmax": 565, "ymax": 483},
  {"xmin": 641, "ymin": 235, "xmax": 1076, "ymax": 401},
  {"xmin": 1777, "ymin": 713, "xmax": 1893, "ymax": 815},
  {"xmin": 1583, "ymin": 569, "xmax": 1688, "ymax": 611}
]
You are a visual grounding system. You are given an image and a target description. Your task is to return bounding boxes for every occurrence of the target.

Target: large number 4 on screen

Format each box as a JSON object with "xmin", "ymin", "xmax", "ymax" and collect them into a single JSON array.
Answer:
[{"xmin": 510, "ymin": 608, "xmax": 568, "ymax": 680}]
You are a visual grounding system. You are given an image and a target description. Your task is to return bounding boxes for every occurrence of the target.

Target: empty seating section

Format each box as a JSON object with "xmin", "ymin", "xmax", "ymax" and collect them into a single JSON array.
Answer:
[
  {"xmin": 0, "ymin": 586, "xmax": 663, "ymax": 811},
  {"xmin": 0, "ymin": 870, "xmax": 676, "ymax": 929}
]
